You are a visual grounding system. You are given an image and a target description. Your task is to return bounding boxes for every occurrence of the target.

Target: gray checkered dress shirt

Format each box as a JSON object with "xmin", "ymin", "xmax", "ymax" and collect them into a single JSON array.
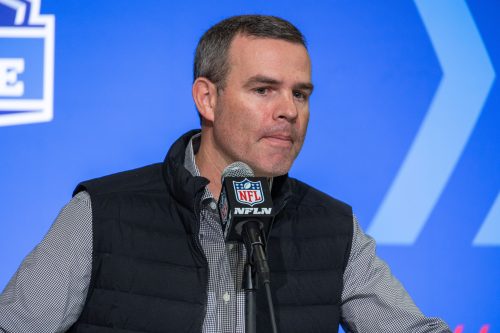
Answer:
[{"xmin": 0, "ymin": 134, "xmax": 451, "ymax": 332}]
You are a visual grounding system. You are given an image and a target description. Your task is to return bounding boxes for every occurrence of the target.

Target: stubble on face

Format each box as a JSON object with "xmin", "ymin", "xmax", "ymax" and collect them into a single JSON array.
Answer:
[{"xmin": 212, "ymin": 96, "xmax": 307, "ymax": 177}]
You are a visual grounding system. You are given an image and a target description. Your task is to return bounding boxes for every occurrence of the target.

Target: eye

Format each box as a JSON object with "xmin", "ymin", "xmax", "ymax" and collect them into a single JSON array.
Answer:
[
  {"xmin": 254, "ymin": 87, "xmax": 269, "ymax": 95},
  {"xmin": 293, "ymin": 90, "xmax": 307, "ymax": 101}
]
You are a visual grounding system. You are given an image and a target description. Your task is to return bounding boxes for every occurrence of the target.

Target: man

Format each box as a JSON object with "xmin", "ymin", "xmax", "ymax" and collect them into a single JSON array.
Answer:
[{"xmin": 0, "ymin": 15, "xmax": 451, "ymax": 332}]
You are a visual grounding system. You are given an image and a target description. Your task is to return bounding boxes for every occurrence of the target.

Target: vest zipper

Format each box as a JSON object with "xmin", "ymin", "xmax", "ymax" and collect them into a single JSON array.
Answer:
[{"xmin": 192, "ymin": 190, "xmax": 209, "ymax": 330}]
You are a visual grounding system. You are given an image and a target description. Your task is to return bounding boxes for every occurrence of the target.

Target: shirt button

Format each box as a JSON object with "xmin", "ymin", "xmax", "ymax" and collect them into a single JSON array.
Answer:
[
  {"xmin": 223, "ymin": 292, "xmax": 230, "ymax": 303},
  {"xmin": 209, "ymin": 201, "xmax": 217, "ymax": 210}
]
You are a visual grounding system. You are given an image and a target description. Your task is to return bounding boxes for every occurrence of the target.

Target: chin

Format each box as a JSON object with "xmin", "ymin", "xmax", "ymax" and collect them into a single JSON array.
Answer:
[{"xmin": 252, "ymin": 162, "xmax": 292, "ymax": 178}]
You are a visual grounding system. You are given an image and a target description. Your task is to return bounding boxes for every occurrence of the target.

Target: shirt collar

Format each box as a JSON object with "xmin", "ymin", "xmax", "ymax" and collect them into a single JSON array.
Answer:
[{"xmin": 184, "ymin": 133, "xmax": 214, "ymax": 202}]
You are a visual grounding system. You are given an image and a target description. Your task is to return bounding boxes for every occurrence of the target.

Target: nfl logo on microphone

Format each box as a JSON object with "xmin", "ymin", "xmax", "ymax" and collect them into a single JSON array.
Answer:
[{"xmin": 233, "ymin": 178, "xmax": 265, "ymax": 207}]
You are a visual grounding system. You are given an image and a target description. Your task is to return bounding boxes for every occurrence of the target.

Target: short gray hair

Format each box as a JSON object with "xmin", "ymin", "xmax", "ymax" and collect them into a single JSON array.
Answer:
[{"xmin": 194, "ymin": 15, "xmax": 307, "ymax": 89}]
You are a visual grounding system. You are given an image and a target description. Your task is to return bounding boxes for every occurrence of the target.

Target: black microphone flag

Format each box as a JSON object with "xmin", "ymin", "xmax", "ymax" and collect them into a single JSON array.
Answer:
[{"xmin": 218, "ymin": 162, "xmax": 274, "ymax": 243}]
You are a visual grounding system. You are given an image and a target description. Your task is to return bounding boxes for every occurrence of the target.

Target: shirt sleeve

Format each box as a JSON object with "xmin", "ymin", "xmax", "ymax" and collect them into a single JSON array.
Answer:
[
  {"xmin": 0, "ymin": 191, "xmax": 93, "ymax": 333},
  {"xmin": 340, "ymin": 215, "xmax": 452, "ymax": 333}
]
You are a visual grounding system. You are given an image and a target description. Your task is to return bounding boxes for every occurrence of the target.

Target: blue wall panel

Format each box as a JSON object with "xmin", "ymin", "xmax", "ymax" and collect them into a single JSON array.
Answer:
[{"xmin": 1, "ymin": 1, "xmax": 498, "ymax": 331}]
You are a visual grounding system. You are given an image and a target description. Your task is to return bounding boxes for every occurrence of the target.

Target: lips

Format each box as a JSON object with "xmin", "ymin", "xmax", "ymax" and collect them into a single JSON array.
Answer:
[
  {"xmin": 266, "ymin": 133, "xmax": 292, "ymax": 141},
  {"xmin": 262, "ymin": 133, "xmax": 294, "ymax": 147}
]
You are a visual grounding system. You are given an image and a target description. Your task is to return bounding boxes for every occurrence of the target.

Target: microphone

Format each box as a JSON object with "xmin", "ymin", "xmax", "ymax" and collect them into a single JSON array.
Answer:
[
  {"xmin": 218, "ymin": 162, "xmax": 279, "ymax": 333},
  {"xmin": 218, "ymin": 162, "xmax": 274, "ymax": 245}
]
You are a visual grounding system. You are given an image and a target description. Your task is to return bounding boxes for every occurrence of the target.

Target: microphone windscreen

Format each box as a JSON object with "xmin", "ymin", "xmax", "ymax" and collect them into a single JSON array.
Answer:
[{"xmin": 221, "ymin": 161, "xmax": 254, "ymax": 179}]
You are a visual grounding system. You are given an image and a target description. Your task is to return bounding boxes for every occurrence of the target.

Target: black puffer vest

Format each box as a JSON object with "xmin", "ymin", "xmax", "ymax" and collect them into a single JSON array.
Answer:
[{"xmin": 68, "ymin": 130, "xmax": 353, "ymax": 333}]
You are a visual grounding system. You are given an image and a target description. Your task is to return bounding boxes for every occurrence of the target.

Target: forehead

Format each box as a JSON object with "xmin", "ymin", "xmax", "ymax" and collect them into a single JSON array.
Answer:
[{"xmin": 226, "ymin": 34, "xmax": 311, "ymax": 82}]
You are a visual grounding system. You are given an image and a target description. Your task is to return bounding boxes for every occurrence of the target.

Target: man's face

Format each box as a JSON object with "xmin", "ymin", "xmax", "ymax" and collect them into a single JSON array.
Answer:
[{"xmin": 210, "ymin": 35, "xmax": 312, "ymax": 177}]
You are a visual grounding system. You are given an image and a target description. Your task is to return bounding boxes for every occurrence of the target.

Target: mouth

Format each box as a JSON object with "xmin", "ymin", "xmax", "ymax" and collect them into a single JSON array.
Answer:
[{"xmin": 262, "ymin": 134, "xmax": 294, "ymax": 147}]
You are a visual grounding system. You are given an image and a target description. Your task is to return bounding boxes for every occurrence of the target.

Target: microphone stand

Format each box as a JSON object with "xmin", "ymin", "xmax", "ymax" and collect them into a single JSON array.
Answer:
[
  {"xmin": 242, "ymin": 220, "xmax": 279, "ymax": 333},
  {"xmin": 244, "ymin": 261, "xmax": 257, "ymax": 333}
]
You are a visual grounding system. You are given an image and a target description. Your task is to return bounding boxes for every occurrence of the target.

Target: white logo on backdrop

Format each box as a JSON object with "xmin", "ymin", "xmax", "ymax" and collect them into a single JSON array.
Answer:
[{"xmin": 0, "ymin": 0, "xmax": 55, "ymax": 127}]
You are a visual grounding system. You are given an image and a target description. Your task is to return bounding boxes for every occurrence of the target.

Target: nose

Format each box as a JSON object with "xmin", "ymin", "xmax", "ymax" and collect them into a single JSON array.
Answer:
[{"xmin": 274, "ymin": 91, "xmax": 298, "ymax": 122}]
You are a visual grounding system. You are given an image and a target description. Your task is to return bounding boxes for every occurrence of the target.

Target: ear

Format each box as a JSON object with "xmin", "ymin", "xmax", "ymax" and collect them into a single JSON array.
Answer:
[{"xmin": 192, "ymin": 77, "xmax": 218, "ymax": 123}]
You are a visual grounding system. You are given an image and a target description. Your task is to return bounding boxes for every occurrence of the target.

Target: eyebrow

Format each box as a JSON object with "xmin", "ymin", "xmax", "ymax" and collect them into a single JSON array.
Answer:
[
  {"xmin": 244, "ymin": 75, "xmax": 314, "ymax": 93},
  {"xmin": 294, "ymin": 82, "xmax": 314, "ymax": 93}
]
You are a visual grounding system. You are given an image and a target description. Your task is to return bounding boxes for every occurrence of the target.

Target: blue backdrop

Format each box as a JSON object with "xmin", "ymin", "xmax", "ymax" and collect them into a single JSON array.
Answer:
[{"xmin": 1, "ymin": 1, "xmax": 499, "ymax": 332}]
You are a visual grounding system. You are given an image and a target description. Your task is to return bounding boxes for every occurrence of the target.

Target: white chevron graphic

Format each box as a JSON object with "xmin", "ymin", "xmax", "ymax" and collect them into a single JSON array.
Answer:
[
  {"xmin": 473, "ymin": 192, "xmax": 500, "ymax": 246},
  {"xmin": 367, "ymin": 0, "xmax": 496, "ymax": 244}
]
